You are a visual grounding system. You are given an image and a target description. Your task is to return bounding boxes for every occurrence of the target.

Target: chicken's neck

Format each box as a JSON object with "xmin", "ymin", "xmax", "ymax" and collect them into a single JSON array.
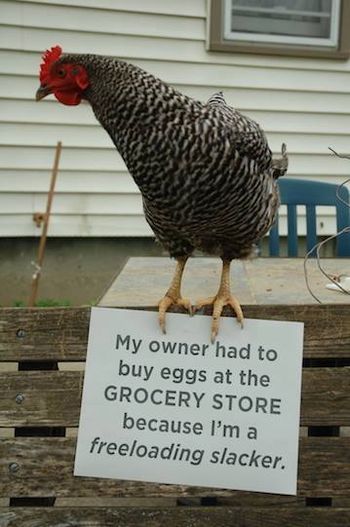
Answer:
[{"xmin": 82, "ymin": 56, "xmax": 203, "ymax": 193}]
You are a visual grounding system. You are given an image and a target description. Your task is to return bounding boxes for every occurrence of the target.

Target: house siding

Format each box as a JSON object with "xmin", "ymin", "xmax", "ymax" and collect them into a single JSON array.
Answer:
[{"xmin": 1, "ymin": 0, "xmax": 350, "ymax": 236}]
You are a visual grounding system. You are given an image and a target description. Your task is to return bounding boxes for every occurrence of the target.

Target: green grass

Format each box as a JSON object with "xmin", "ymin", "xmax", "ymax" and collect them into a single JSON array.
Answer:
[{"xmin": 11, "ymin": 298, "xmax": 71, "ymax": 308}]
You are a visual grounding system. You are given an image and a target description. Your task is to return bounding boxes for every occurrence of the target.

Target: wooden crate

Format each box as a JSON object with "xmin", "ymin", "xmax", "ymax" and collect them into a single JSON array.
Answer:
[{"xmin": 0, "ymin": 305, "xmax": 349, "ymax": 527}]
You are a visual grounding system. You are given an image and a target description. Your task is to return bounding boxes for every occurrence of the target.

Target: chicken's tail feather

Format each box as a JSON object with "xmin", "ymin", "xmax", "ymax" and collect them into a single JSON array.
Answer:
[{"xmin": 272, "ymin": 142, "xmax": 288, "ymax": 179}]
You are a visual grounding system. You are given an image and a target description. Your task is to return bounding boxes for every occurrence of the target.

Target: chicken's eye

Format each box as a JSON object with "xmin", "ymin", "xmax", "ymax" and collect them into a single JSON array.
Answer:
[{"xmin": 57, "ymin": 68, "xmax": 66, "ymax": 78}]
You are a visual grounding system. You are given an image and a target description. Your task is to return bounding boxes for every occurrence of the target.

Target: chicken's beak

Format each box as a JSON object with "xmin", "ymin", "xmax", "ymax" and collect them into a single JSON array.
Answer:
[{"xmin": 35, "ymin": 85, "xmax": 52, "ymax": 101}]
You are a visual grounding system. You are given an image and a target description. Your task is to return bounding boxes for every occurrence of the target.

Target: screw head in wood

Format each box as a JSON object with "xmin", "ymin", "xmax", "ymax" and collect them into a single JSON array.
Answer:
[
  {"xmin": 16, "ymin": 329, "xmax": 26, "ymax": 339},
  {"xmin": 9, "ymin": 463, "xmax": 20, "ymax": 473},
  {"xmin": 15, "ymin": 393, "xmax": 25, "ymax": 404}
]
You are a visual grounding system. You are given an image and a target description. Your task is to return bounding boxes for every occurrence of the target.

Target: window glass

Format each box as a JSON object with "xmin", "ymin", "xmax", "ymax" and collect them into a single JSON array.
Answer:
[{"xmin": 225, "ymin": 0, "xmax": 340, "ymax": 48}]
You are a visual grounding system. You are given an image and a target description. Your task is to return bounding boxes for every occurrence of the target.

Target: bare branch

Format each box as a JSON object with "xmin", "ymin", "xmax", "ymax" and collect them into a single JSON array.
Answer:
[
  {"xmin": 328, "ymin": 147, "xmax": 350, "ymax": 160},
  {"xmin": 303, "ymin": 148, "xmax": 350, "ymax": 302}
]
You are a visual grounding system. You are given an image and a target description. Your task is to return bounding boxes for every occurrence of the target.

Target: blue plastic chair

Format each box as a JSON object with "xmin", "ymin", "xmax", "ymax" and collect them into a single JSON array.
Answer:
[{"xmin": 269, "ymin": 178, "xmax": 350, "ymax": 257}]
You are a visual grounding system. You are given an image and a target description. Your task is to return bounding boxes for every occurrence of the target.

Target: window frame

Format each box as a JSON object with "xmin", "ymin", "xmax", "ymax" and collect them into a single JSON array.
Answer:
[{"xmin": 208, "ymin": 0, "xmax": 350, "ymax": 59}]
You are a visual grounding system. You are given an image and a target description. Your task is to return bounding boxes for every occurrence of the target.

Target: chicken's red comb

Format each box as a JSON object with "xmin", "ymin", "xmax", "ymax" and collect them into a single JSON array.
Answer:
[{"xmin": 39, "ymin": 45, "xmax": 63, "ymax": 83}]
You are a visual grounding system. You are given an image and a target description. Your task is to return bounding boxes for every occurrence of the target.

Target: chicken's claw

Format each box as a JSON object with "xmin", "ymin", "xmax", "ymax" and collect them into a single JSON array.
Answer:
[
  {"xmin": 158, "ymin": 295, "xmax": 193, "ymax": 334},
  {"xmin": 194, "ymin": 294, "xmax": 244, "ymax": 343}
]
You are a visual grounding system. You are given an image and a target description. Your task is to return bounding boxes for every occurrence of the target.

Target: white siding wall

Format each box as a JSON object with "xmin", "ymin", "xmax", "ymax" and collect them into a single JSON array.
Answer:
[{"xmin": 1, "ymin": 0, "xmax": 350, "ymax": 237}]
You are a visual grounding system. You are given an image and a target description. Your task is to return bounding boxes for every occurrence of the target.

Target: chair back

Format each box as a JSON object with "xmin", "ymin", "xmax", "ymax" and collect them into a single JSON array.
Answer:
[{"xmin": 269, "ymin": 178, "xmax": 350, "ymax": 257}]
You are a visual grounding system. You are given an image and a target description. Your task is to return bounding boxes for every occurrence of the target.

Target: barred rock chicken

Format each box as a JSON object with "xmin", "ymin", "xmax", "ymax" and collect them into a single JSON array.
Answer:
[{"xmin": 36, "ymin": 46, "xmax": 288, "ymax": 342}]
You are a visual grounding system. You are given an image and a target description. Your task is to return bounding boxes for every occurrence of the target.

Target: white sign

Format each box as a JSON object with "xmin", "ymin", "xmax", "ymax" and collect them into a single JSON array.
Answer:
[{"xmin": 74, "ymin": 307, "xmax": 304, "ymax": 495}]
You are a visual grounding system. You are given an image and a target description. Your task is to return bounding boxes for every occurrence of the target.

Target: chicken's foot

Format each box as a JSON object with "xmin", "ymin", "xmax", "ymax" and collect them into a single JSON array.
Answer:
[
  {"xmin": 195, "ymin": 259, "xmax": 244, "ymax": 343},
  {"xmin": 158, "ymin": 256, "xmax": 192, "ymax": 334}
]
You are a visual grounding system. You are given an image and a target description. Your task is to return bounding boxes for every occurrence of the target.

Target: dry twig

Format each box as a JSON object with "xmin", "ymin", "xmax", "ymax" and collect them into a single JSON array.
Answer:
[{"xmin": 303, "ymin": 148, "xmax": 350, "ymax": 302}]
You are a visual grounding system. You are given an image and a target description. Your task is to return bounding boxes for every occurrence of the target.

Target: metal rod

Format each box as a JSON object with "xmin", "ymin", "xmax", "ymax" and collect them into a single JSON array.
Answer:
[{"xmin": 28, "ymin": 141, "xmax": 62, "ymax": 307}]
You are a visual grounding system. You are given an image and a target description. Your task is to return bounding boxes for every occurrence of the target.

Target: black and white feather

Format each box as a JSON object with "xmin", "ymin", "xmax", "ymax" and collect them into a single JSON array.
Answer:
[{"xmin": 59, "ymin": 53, "xmax": 288, "ymax": 259}]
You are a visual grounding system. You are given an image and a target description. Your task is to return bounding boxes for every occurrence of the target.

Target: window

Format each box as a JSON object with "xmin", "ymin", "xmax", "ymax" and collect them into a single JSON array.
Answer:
[{"xmin": 209, "ymin": 0, "xmax": 350, "ymax": 58}]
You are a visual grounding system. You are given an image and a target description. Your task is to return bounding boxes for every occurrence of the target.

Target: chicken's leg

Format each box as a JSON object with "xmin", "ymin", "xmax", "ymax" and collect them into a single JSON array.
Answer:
[
  {"xmin": 195, "ymin": 259, "xmax": 243, "ymax": 343},
  {"xmin": 158, "ymin": 256, "xmax": 192, "ymax": 334}
]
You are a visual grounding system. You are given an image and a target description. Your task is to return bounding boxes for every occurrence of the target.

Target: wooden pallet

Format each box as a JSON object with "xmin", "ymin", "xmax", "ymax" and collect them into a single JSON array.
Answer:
[{"xmin": 0, "ymin": 305, "xmax": 349, "ymax": 526}]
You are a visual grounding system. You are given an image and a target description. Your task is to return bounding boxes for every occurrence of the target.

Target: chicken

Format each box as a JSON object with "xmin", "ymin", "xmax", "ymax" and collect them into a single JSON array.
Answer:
[{"xmin": 36, "ymin": 45, "xmax": 288, "ymax": 342}]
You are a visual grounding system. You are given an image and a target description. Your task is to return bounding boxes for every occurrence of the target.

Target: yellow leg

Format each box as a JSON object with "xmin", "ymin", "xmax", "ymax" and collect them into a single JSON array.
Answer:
[
  {"xmin": 195, "ymin": 259, "xmax": 244, "ymax": 343},
  {"xmin": 158, "ymin": 256, "xmax": 192, "ymax": 334}
]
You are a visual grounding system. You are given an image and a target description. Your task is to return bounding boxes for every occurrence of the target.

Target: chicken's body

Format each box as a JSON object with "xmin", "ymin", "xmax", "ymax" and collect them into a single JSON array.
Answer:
[
  {"xmin": 76, "ymin": 55, "xmax": 279, "ymax": 260},
  {"xmin": 36, "ymin": 49, "xmax": 288, "ymax": 340}
]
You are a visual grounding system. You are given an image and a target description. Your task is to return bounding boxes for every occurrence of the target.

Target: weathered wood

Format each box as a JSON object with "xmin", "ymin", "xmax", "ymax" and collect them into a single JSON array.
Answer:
[
  {"xmin": 55, "ymin": 497, "xmax": 178, "ymax": 507},
  {"xmin": 0, "ymin": 506, "xmax": 349, "ymax": 527},
  {"xmin": 0, "ymin": 371, "xmax": 82, "ymax": 427},
  {"xmin": 301, "ymin": 368, "xmax": 350, "ymax": 425},
  {"xmin": 54, "ymin": 495, "xmax": 302, "ymax": 507},
  {"xmin": 0, "ymin": 305, "xmax": 349, "ymax": 521},
  {"xmin": 0, "ymin": 368, "xmax": 349, "ymax": 427},
  {"xmin": 1, "ymin": 437, "xmax": 349, "ymax": 498},
  {"xmin": 99, "ymin": 257, "xmax": 350, "ymax": 308},
  {"xmin": 1, "ymin": 305, "xmax": 350, "ymax": 361},
  {"xmin": 28, "ymin": 141, "xmax": 62, "ymax": 307},
  {"xmin": 0, "ymin": 307, "xmax": 90, "ymax": 361}
]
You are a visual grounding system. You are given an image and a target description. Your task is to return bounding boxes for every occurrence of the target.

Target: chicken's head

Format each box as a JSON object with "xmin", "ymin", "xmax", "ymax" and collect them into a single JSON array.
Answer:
[{"xmin": 36, "ymin": 45, "xmax": 89, "ymax": 106}]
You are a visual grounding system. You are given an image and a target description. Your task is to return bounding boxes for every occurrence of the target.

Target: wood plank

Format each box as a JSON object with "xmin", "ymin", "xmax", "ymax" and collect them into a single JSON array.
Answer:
[
  {"xmin": 0, "ymin": 214, "xmax": 152, "ymax": 238},
  {"xmin": 0, "ymin": 193, "xmax": 143, "ymax": 215},
  {"xmin": 1, "ymin": 305, "xmax": 350, "ymax": 361},
  {"xmin": 0, "ymin": 123, "xmax": 111, "ymax": 149},
  {"xmin": 0, "ymin": 97, "xmax": 94, "ymax": 125},
  {"xmin": 0, "ymin": 170, "xmax": 137, "ymax": 194},
  {"xmin": 18, "ymin": 0, "xmax": 207, "ymax": 17},
  {"xmin": 55, "ymin": 497, "xmax": 178, "ymax": 507},
  {"xmin": 0, "ymin": 307, "xmax": 91, "ymax": 362},
  {"xmin": 1, "ymin": 1, "xmax": 205, "ymax": 40},
  {"xmin": 301, "ymin": 369, "xmax": 350, "ymax": 426},
  {"xmin": 243, "ymin": 258, "xmax": 350, "ymax": 306},
  {"xmin": 53, "ymin": 495, "xmax": 305, "ymax": 507},
  {"xmin": 55, "ymin": 495, "xmax": 314, "ymax": 508},
  {"xmin": 99, "ymin": 258, "xmax": 350, "ymax": 307},
  {"xmin": 0, "ymin": 146, "xmax": 126, "ymax": 172},
  {"xmin": 0, "ymin": 437, "xmax": 349, "ymax": 498},
  {"xmin": 0, "ymin": 372, "xmax": 82, "ymax": 427},
  {"xmin": 0, "ymin": 507, "xmax": 349, "ymax": 527},
  {"xmin": 0, "ymin": 368, "xmax": 348, "ymax": 427}
]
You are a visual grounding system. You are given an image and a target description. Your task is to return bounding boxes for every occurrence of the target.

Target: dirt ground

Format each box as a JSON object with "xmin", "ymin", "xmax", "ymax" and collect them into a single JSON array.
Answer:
[{"xmin": 0, "ymin": 237, "xmax": 164, "ymax": 307}]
